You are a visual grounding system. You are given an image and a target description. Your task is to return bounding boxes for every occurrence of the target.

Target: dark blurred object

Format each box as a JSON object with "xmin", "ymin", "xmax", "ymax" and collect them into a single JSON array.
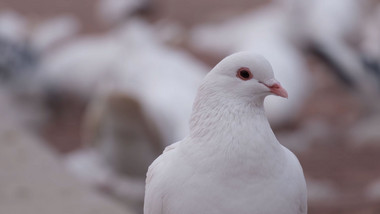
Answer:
[
  {"xmin": 308, "ymin": 44, "xmax": 356, "ymax": 88},
  {"xmin": 308, "ymin": 42, "xmax": 380, "ymax": 93},
  {"xmin": 361, "ymin": 55, "xmax": 380, "ymax": 87},
  {"xmin": 0, "ymin": 36, "xmax": 38, "ymax": 86},
  {"xmin": 297, "ymin": 0, "xmax": 380, "ymax": 97}
]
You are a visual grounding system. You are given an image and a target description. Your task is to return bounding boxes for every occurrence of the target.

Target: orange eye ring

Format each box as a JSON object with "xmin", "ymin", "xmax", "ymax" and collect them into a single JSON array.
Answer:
[{"xmin": 236, "ymin": 67, "xmax": 253, "ymax": 81}]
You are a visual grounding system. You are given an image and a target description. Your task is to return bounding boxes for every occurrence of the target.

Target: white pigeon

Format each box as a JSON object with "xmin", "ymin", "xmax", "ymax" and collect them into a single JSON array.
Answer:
[{"xmin": 144, "ymin": 52, "xmax": 307, "ymax": 214}]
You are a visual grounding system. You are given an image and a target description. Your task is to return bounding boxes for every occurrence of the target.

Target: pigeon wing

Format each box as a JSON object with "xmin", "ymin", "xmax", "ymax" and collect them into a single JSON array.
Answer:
[{"xmin": 144, "ymin": 141, "xmax": 181, "ymax": 214}]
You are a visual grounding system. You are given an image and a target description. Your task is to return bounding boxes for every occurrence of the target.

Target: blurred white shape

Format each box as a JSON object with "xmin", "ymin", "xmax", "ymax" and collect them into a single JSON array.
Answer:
[
  {"xmin": 97, "ymin": 0, "xmax": 150, "ymax": 24},
  {"xmin": 31, "ymin": 15, "xmax": 80, "ymax": 52},
  {"xmin": 40, "ymin": 19, "xmax": 207, "ymax": 144},
  {"xmin": 291, "ymin": 0, "xmax": 363, "ymax": 43},
  {"xmin": 190, "ymin": 3, "xmax": 311, "ymax": 127},
  {"xmin": 0, "ymin": 10, "xmax": 27, "ymax": 43},
  {"xmin": 113, "ymin": 24, "xmax": 208, "ymax": 143},
  {"xmin": 39, "ymin": 35, "xmax": 118, "ymax": 94}
]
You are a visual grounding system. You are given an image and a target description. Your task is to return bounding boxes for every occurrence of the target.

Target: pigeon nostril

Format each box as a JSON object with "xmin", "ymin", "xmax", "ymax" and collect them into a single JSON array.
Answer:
[{"xmin": 261, "ymin": 79, "xmax": 281, "ymax": 89}]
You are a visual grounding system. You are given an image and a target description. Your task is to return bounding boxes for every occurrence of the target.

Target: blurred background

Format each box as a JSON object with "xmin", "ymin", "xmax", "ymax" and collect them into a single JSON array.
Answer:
[{"xmin": 0, "ymin": 0, "xmax": 380, "ymax": 213}]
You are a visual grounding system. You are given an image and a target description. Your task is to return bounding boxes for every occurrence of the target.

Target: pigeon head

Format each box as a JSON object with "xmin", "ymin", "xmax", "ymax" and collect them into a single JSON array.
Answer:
[
  {"xmin": 190, "ymin": 52, "xmax": 288, "ymax": 139},
  {"xmin": 202, "ymin": 52, "xmax": 288, "ymax": 104}
]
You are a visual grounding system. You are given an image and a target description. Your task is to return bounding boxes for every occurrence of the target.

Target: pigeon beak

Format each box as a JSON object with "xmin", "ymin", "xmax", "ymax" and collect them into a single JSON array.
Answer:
[{"xmin": 260, "ymin": 79, "xmax": 288, "ymax": 98}]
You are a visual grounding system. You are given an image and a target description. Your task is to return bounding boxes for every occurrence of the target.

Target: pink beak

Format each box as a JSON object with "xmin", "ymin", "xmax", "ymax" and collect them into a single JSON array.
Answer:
[{"xmin": 260, "ymin": 79, "xmax": 288, "ymax": 98}]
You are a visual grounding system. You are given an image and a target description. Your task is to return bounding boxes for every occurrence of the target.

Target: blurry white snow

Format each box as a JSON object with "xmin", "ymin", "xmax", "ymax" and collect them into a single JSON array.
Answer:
[
  {"xmin": 39, "ymin": 19, "xmax": 208, "ymax": 144},
  {"xmin": 190, "ymin": 2, "xmax": 311, "ymax": 127},
  {"xmin": 31, "ymin": 15, "xmax": 80, "ymax": 52},
  {"xmin": 97, "ymin": 0, "xmax": 150, "ymax": 24},
  {"xmin": 0, "ymin": 10, "xmax": 27, "ymax": 43}
]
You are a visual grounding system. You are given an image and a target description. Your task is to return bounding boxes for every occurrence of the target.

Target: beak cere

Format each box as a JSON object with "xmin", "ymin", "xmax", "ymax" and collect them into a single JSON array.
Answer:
[{"xmin": 261, "ymin": 79, "xmax": 289, "ymax": 98}]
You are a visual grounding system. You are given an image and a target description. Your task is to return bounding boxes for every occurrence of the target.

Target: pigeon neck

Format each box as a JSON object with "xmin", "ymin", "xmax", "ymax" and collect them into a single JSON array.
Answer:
[
  {"xmin": 186, "ymin": 91, "xmax": 283, "ymax": 173},
  {"xmin": 189, "ymin": 90, "xmax": 276, "ymax": 144}
]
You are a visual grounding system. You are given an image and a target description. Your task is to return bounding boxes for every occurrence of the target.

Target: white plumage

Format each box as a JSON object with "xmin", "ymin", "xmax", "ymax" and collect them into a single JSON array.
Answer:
[{"xmin": 144, "ymin": 52, "xmax": 307, "ymax": 214}]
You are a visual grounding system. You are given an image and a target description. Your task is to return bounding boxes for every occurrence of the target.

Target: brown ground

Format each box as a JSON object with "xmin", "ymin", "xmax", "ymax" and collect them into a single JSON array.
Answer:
[{"xmin": 3, "ymin": 0, "xmax": 380, "ymax": 213}]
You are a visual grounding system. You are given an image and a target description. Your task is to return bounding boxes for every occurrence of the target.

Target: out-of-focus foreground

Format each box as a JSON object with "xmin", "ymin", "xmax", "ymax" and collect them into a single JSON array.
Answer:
[{"xmin": 0, "ymin": 0, "xmax": 380, "ymax": 213}]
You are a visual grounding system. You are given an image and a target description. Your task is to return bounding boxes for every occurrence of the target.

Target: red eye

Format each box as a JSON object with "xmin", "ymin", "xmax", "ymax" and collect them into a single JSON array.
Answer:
[{"xmin": 236, "ymin": 67, "xmax": 253, "ymax": 81}]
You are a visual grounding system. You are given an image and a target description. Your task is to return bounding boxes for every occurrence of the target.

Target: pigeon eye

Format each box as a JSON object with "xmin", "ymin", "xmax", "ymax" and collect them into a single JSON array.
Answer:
[{"xmin": 236, "ymin": 68, "xmax": 253, "ymax": 81}]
